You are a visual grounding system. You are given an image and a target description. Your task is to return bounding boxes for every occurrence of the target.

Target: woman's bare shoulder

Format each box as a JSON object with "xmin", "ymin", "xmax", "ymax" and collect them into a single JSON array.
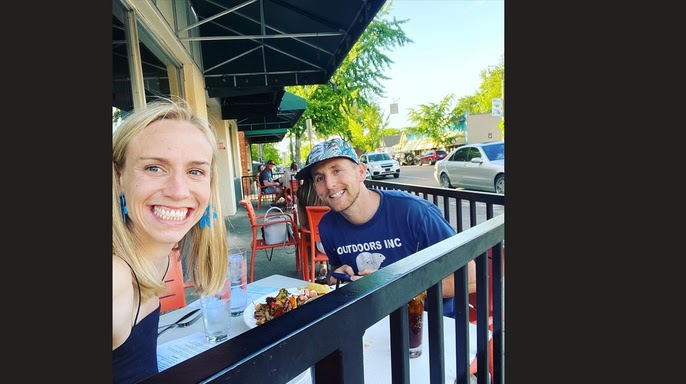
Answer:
[{"xmin": 113, "ymin": 256, "xmax": 133, "ymax": 291}]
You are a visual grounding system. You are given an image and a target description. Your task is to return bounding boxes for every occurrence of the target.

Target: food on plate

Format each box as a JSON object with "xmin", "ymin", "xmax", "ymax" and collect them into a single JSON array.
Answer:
[
  {"xmin": 253, "ymin": 287, "xmax": 328, "ymax": 325},
  {"xmin": 307, "ymin": 283, "xmax": 331, "ymax": 295}
]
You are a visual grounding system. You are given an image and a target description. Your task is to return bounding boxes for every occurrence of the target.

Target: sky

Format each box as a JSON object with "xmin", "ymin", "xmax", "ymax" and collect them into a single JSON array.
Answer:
[
  {"xmin": 277, "ymin": 0, "xmax": 504, "ymax": 152},
  {"xmin": 378, "ymin": 0, "xmax": 504, "ymax": 128}
]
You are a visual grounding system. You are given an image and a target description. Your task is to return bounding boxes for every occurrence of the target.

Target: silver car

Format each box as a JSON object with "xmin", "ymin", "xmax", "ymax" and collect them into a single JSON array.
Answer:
[
  {"xmin": 360, "ymin": 152, "xmax": 400, "ymax": 180},
  {"xmin": 434, "ymin": 141, "xmax": 504, "ymax": 194}
]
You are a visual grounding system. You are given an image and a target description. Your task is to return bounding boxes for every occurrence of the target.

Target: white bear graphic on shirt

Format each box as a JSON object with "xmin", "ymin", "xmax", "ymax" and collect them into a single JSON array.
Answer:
[{"xmin": 356, "ymin": 252, "xmax": 386, "ymax": 272}]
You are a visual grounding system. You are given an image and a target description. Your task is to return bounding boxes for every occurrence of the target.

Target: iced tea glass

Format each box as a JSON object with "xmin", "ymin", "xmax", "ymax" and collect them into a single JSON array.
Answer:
[{"xmin": 408, "ymin": 291, "xmax": 426, "ymax": 358}]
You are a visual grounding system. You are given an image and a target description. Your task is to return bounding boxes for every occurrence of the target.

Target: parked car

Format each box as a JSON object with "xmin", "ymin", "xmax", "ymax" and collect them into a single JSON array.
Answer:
[
  {"xmin": 394, "ymin": 151, "xmax": 416, "ymax": 166},
  {"xmin": 433, "ymin": 141, "xmax": 504, "ymax": 194},
  {"xmin": 417, "ymin": 150, "xmax": 447, "ymax": 166},
  {"xmin": 359, "ymin": 152, "xmax": 400, "ymax": 179}
]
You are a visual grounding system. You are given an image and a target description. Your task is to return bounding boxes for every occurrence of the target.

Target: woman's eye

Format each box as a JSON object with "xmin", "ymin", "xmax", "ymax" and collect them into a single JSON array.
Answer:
[
  {"xmin": 146, "ymin": 165, "xmax": 161, "ymax": 173},
  {"xmin": 189, "ymin": 169, "xmax": 206, "ymax": 176}
]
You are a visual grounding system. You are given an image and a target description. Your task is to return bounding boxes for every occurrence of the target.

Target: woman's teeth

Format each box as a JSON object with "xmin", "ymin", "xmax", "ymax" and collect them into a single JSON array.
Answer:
[{"xmin": 153, "ymin": 206, "xmax": 188, "ymax": 221}]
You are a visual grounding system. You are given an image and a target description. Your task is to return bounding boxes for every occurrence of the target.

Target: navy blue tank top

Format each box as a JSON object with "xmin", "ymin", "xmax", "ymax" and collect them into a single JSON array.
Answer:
[{"xmin": 112, "ymin": 260, "xmax": 161, "ymax": 383}]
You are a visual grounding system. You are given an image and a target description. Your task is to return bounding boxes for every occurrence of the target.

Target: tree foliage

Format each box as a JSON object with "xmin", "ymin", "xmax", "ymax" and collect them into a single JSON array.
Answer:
[
  {"xmin": 472, "ymin": 57, "xmax": 504, "ymax": 115},
  {"xmin": 112, "ymin": 108, "xmax": 121, "ymax": 124},
  {"xmin": 286, "ymin": 0, "xmax": 411, "ymax": 153},
  {"xmin": 407, "ymin": 55, "xmax": 505, "ymax": 145},
  {"xmin": 283, "ymin": 9, "xmax": 504, "ymax": 158},
  {"xmin": 406, "ymin": 94, "xmax": 462, "ymax": 149},
  {"xmin": 251, "ymin": 143, "xmax": 280, "ymax": 165}
]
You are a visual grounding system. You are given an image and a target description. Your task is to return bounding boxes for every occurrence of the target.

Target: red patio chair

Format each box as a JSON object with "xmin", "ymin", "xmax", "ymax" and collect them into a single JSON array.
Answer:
[
  {"xmin": 304, "ymin": 206, "xmax": 331, "ymax": 282},
  {"xmin": 240, "ymin": 199, "xmax": 299, "ymax": 282},
  {"xmin": 257, "ymin": 185, "xmax": 276, "ymax": 209},
  {"xmin": 160, "ymin": 244, "xmax": 188, "ymax": 313}
]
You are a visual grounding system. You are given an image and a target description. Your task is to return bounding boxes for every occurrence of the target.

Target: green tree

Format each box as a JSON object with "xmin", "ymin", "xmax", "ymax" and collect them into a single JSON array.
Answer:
[
  {"xmin": 472, "ymin": 57, "xmax": 504, "ymax": 115},
  {"xmin": 112, "ymin": 108, "xmax": 121, "ymax": 124},
  {"xmin": 418, "ymin": 56, "xmax": 505, "ymax": 140},
  {"xmin": 348, "ymin": 103, "xmax": 386, "ymax": 153},
  {"xmin": 406, "ymin": 94, "xmax": 462, "ymax": 149},
  {"xmin": 383, "ymin": 127, "xmax": 401, "ymax": 137},
  {"xmin": 251, "ymin": 143, "xmax": 280, "ymax": 165},
  {"xmin": 286, "ymin": 0, "xmax": 411, "ymax": 153}
]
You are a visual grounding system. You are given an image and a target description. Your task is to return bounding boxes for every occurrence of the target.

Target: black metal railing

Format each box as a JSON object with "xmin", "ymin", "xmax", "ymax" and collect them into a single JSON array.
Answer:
[{"xmin": 142, "ymin": 182, "xmax": 504, "ymax": 384}]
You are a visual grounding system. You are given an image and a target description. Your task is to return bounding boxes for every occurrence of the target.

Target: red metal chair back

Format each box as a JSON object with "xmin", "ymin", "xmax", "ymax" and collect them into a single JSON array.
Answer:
[{"xmin": 305, "ymin": 206, "xmax": 331, "ymax": 282}]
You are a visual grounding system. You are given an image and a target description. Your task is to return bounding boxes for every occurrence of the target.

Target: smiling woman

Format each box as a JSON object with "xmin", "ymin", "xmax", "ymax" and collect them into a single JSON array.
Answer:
[{"xmin": 112, "ymin": 98, "xmax": 230, "ymax": 384}]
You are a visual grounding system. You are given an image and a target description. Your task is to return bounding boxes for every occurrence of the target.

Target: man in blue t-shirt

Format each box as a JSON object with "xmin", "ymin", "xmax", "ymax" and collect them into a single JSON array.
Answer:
[
  {"xmin": 259, "ymin": 160, "xmax": 285, "ymax": 206},
  {"xmin": 295, "ymin": 138, "xmax": 476, "ymax": 318}
]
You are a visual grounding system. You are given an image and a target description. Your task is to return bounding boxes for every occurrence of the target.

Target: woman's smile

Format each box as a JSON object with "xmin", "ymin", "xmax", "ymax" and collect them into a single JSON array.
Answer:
[{"xmin": 152, "ymin": 206, "xmax": 189, "ymax": 221}]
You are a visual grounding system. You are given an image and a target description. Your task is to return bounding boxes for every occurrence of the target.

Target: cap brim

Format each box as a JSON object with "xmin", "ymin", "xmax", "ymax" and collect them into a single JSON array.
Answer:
[
  {"xmin": 294, "ymin": 156, "xmax": 357, "ymax": 180},
  {"xmin": 294, "ymin": 163, "xmax": 315, "ymax": 180}
]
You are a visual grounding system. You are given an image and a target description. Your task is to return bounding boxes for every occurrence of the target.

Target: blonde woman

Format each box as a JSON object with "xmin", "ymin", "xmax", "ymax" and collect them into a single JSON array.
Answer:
[{"xmin": 112, "ymin": 99, "xmax": 229, "ymax": 383}]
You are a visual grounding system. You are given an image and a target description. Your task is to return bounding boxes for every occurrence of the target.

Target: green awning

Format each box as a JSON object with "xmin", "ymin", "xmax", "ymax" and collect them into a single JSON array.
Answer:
[{"xmin": 236, "ymin": 92, "xmax": 307, "ymax": 143}]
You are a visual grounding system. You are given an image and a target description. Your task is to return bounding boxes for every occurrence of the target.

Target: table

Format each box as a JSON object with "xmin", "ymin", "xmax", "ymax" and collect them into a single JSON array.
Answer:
[{"xmin": 157, "ymin": 274, "xmax": 486, "ymax": 383}]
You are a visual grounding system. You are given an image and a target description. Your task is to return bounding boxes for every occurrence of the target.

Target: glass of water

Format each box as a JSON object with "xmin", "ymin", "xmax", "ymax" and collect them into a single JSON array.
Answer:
[{"xmin": 199, "ymin": 279, "xmax": 232, "ymax": 343}]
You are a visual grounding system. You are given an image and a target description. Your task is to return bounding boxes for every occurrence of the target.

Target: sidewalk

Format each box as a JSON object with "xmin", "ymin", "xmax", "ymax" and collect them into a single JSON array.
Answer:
[{"xmin": 184, "ymin": 199, "xmax": 302, "ymax": 303}]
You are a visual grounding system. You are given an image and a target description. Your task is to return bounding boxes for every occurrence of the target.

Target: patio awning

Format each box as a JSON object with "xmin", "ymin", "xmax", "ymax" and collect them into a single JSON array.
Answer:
[
  {"xmin": 113, "ymin": 0, "xmax": 386, "ymax": 144},
  {"xmin": 236, "ymin": 91, "xmax": 306, "ymax": 143},
  {"xmin": 190, "ymin": 0, "xmax": 386, "ymax": 91},
  {"xmin": 190, "ymin": 0, "xmax": 385, "ymax": 143}
]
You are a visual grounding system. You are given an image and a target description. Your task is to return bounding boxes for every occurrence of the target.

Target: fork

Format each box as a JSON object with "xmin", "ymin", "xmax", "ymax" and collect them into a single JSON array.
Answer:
[{"xmin": 157, "ymin": 309, "xmax": 202, "ymax": 337}]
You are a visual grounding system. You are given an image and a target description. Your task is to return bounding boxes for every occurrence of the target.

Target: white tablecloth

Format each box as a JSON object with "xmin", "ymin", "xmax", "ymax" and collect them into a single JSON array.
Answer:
[{"xmin": 157, "ymin": 274, "xmax": 485, "ymax": 383}]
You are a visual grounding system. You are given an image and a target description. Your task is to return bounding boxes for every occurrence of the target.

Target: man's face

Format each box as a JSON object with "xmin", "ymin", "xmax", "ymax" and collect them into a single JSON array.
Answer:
[{"xmin": 311, "ymin": 158, "xmax": 365, "ymax": 213}]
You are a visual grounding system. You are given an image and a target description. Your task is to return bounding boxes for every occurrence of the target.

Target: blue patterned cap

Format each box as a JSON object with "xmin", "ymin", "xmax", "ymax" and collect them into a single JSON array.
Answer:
[{"xmin": 295, "ymin": 138, "xmax": 358, "ymax": 180}]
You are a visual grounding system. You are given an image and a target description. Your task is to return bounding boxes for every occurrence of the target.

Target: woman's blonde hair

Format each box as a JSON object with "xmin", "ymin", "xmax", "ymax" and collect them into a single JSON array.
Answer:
[{"xmin": 112, "ymin": 98, "xmax": 229, "ymax": 300}]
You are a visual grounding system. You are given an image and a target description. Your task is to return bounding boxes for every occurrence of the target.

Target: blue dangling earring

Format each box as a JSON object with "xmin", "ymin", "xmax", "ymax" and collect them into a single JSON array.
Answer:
[
  {"xmin": 120, "ymin": 193, "xmax": 128, "ymax": 224},
  {"xmin": 199, "ymin": 204, "xmax": 217, "ymax": 229}
]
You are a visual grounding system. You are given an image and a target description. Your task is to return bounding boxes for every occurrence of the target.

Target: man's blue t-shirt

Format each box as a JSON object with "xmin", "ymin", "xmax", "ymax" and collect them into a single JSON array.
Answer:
[
  {"xmin": 259, "ymin": 168, "xmax": 279, "ymax": 193},
  {"xmin": 318, "ymin": 189, "xmax": 457, "ymax": 317},
  {"xmin": 258, "ymin": 168, "xmax": 273, "ymax": 187}
]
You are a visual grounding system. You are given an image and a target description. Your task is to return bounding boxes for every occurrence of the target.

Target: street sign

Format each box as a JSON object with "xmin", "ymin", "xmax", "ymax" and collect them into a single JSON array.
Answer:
[{"xmin": 492, "ymin": 98, "xmax": 502, "ymax": 117}]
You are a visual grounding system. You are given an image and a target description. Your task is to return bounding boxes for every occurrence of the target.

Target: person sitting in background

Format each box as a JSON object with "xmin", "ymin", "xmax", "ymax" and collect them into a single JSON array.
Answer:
[
  {"xmin": 253, "ymin": 164, "xmax": 265, "ymax": 195},
  {"xmin": 296, "ymin": 178, "xmax": 327, "ymax": 256},
  {"xmin": 112, "ymin": 98, "xmax": 229, "ymax": 383},
  {"xmin": 283, "ymin": 161, "xmax": 299, "ymax": 203},
  {"xmin": 254, "ymin": 164, "xmax": 265, "ymax": 183},
  {"xmin": 283, "ymin": 161, "xmax": 297, "ymax": 182},
  {"xmin": 287, "ymin": 161, "xmax": 299, "ymax": 180},
  {"xmin": 259, "ymin": 159, "xmax": 285, "ymax": 206},
  {"xmin": 295, "ymin": 138, "xmax": 475, "ymax": 318}
]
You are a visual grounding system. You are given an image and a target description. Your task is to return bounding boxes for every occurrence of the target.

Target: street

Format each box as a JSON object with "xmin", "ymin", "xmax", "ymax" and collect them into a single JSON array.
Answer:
[
  {"xmin": 389, "ymin": 164, "xmax": 441, "ymax": 187},
  {"xmin": 371, "ymin": 164, "xmax": 504, "ymax": 223}
]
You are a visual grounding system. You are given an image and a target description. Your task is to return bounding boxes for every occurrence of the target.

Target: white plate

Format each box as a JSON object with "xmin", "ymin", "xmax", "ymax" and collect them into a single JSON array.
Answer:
[{"xmin": 243, "ymin": 286, "xmax": 333, "ymax": 329}]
